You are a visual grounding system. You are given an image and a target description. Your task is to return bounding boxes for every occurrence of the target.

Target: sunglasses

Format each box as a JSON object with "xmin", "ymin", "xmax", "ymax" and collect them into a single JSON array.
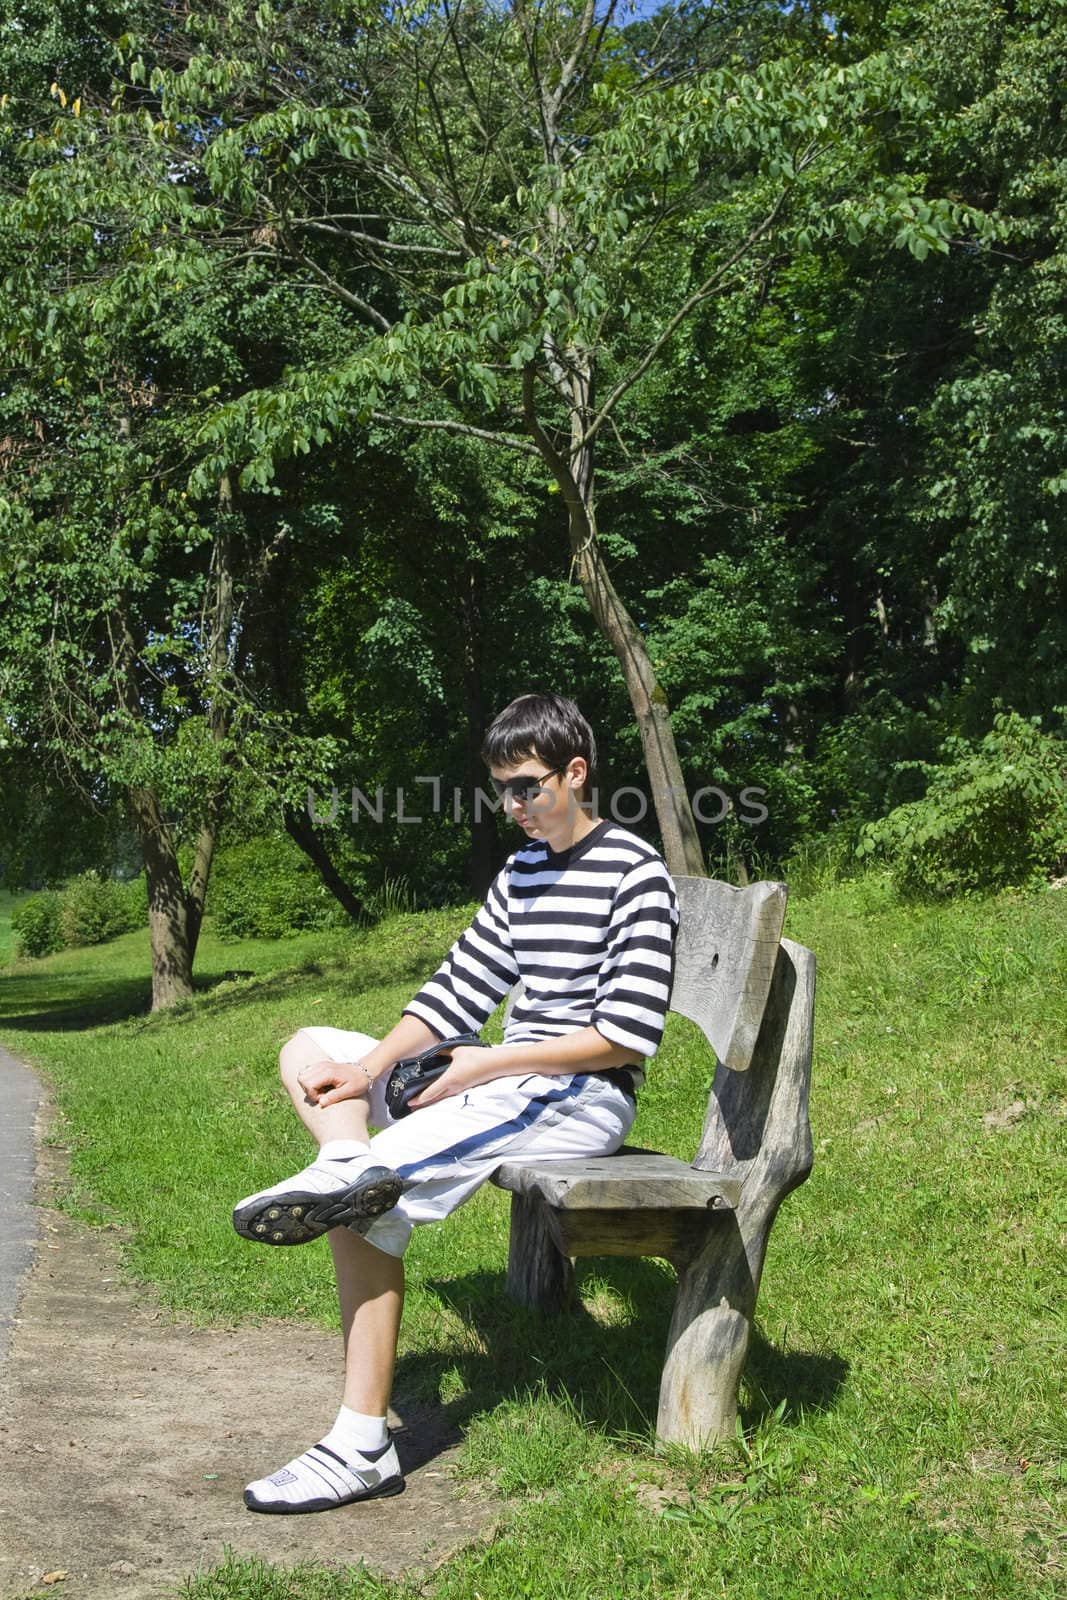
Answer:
[{"xmin": 489, "ymin": 766, "xmax": 568, "ymax": 802}]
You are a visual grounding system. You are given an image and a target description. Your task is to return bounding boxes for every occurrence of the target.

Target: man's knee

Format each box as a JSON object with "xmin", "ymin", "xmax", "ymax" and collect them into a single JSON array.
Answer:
[{"xmin": 279, "ymin": 1029, "xmax": 321, "ymax": 1086}]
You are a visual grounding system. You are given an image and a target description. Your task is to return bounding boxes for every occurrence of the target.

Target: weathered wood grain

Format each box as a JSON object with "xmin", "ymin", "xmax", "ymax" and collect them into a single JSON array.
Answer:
[
  {"xmin": 506, "ymin": 1191, "xmax": 574, "ymax": 1313},
  {"xmin": 670, "ymin": 876, "xmax": 787, "ymax": 1074},
  {"xmin": 656, "ymin": 939, "xmax": 815, "ymax": 1447},
  {"xmin": 693, "ymin": 935, "xmax": 814, "ymax": 1188},
  {"xmin": 505, "ymin": 1194, "xmax": 725, "ymax": 1279},
  {"xmin": 548, "ymin": 1207, "xmax": 728, "ymax": 1264},
  {"xmin": 494, "ymin": 1152, "xmax": 741, "ymax": 1212}
]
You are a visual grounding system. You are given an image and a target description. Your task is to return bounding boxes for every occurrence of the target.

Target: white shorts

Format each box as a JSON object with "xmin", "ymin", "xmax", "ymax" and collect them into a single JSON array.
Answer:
[{"xmin": 299, "ymin": 1026, "xmax": 637, "ymax": 1258}]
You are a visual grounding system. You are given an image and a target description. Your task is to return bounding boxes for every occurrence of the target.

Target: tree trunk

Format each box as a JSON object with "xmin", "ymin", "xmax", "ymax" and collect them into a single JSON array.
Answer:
[
  {"xmin": 185, "ymin": 817, "xmax": 218, "ymax": 965},
  {"xmin": 108, "ymin": 488, "xmax": 197, "ymax": 1008},
  {"xmin": 128, "ymin": 784, "xmax": 196, "ymax": 1009},
  {"xmin": 573, "ymin": 523, "xmax": 705, "ymax": 877},
  {"xmin": 283, "ymin": 803, "xmax": 367, "ymax": 921},
  {"xmin": 522, "ymin": 363, "xmax": 705, "ymax": 878},
  {"xmin": 520, "ymin": 43, "xmax": 706, "ymax": 879},
  {"xmin": 459, "ymin": 562, "xmax": 497, "ymax": 897},
  {"xmin": 122, "ymin": 476, "xmax": 242, "ymax": 1007}
]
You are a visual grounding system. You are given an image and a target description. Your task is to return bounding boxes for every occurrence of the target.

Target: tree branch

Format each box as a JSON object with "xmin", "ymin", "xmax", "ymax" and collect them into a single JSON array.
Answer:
[
  {"xmin": 521, "ymin": 365, "xmax": 579, "ymax": 500},
  {"xmin": 582, "ymin": 189, "xmax": 790, "ymax": 448},
  {"xmin": 370, "ymin": 410, "xmax": 539, "ymax": 455},
  {"xmin": 441, "ymin": 0, "xmax": 492, "ymax": 145},
  {"xmin": 284, "ymin": 240, "xmax": 393, "ymax": 331},
  {"xmin": 548, "ymin": 0, "xmax": 606, "ymax": 125},
  {"xmin": 293, "ymin": 219, "xmax": 463, "ymax": 258}
]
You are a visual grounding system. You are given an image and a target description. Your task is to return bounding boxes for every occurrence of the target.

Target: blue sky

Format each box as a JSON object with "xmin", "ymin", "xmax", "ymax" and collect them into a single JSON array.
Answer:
[{"xmin": 616, "ymin": 1, "xmax": 675, "ymax": 17}]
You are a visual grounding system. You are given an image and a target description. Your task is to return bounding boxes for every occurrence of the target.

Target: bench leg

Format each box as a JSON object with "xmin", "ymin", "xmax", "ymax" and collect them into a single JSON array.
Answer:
[
  {"xmin": 656, "ymin": 1214, "xmax": 759, "ymax": 1450},
  {"xmin": 506, "ymin": 1193, "xmax": 574, "ymax": 1313}
]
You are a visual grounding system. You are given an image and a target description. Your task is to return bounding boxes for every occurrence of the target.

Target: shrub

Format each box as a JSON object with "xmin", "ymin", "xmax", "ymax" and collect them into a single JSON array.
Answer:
[
  {"xmin": 119, "ymin": 873, "xmax": 149, "ymax": 928},
  {"xmin": 783, "ymin": 826, "xmax": 865, "ymax": 899},
  {"xmin": 59, "ymin": 870, "xmax": 144, "ymax": 948},
  {"xmin": 856, "ymin": 711, "xmax": 1067, "ymax": 897},
  {"xmin": 11, "ymin": 890, "xmax": 64, "ymax": 958},
  {"xmin": 208, "ymin": 834, "xmax": 357, "ymax": 940},
  {"xmin": 12, "ymin": 872, "xmax": 148, "ymax": 959}
]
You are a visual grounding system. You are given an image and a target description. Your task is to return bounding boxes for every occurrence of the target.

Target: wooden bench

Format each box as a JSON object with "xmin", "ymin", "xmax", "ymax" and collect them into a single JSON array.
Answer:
[{"xmin": 491, "ymin": 875, "xmax": 815, "ymax": 1450}]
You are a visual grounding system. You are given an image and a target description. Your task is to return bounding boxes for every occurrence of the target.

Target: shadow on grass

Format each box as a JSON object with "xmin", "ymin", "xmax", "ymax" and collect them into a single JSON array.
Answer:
[
  {"xmin": 742, "ymin": 1327, "xmax": 850, "ymax": 1428},
  {"xmin": 0, "ymin": 963, "xmax": 319, "ymax": 1034},
  {"xmin": 391, "ymin": 1260, "xmax": 847, "ymax": 1463},
  {"xmin": 0, "ymin": 949, "xmax": 422, "ymax": 1035},
  {"xmin": 0, "ymin": 972, "xmax": 153, "ymax": 1031},
  {"xmin": 0, "ymin": 914, "xmax": 452, "ymax": 1037}
]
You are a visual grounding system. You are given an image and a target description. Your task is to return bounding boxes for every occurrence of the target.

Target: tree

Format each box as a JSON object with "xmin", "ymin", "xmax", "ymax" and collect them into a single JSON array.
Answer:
[
  {"xmin": 245, "ymin": 424, "xmax": 550, "ymax": 901},
  {"xmin": 0, "ymin": 0, "xmax": 1003, "ymax": 946},
  {"xmin": 602, "ymin": 0, "xmax": 1067, "ymax": 849},
  {"xmin": 165, "ymin": 0, "xmax": 991, "ymax": 872},
  {"xmin": 0, "ymin": 27, "xmax": 357, "ymax": 1003},
  {"xmin": 903, "ymin": 0, "xmax": 1067, "ymax": 719}
]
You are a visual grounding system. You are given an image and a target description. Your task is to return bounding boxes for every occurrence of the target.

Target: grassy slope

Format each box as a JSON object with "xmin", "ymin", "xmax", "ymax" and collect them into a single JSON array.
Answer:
[{"xmin": 0, "ymin": 878, "xmax": 1063, "ymax": 1600}]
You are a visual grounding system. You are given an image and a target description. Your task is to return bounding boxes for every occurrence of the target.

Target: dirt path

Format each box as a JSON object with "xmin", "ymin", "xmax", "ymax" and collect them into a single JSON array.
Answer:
[{"xmin": 0, "ymin": 1089, "xmax": 497, "ymax": 1600}]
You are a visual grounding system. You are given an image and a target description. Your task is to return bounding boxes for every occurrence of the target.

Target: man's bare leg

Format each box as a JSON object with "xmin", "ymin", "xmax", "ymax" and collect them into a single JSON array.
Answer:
[
  {"xmin": 279, "ymin": 1030, "xmax": 374, "ymax": 1146},
  {"xmin": 280, "ymin": 1031, "xmax": 403, "ymax": 1409},
  {"xmin": 329, "ymin": 1228, "xmax": 404, "ymax": 1415},
  {"xmin": 242, "ymin": 1232, "xmax": 405, "ymax": 1515},
  {"xmin": 241, "ymin": 1033, "xmax": 406, "ymax": 1511}
]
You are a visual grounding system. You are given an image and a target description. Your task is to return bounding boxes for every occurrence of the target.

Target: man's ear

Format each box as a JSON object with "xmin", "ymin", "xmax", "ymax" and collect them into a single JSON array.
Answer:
[{"xmin": 566, "ymin": 756, "xmax": 588, "ymax": 790}]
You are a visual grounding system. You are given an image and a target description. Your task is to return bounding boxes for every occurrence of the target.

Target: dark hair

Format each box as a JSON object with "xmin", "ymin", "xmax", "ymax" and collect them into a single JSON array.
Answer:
[{"xmin": 481, "ymin": 693, "xmax": 597, "ymax": 781}]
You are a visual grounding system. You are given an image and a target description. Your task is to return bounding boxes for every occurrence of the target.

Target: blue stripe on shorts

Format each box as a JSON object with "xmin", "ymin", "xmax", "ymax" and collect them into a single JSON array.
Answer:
[{"xmin": 393, "ymin": 1076, "xmax": 590, "ymax": 1182}]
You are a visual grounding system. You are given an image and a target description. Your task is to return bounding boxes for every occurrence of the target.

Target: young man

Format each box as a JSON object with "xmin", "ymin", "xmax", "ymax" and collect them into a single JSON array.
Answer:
[{"xmin": 233, "ymin": 693, "xmax": 678, "ymax": 1514}]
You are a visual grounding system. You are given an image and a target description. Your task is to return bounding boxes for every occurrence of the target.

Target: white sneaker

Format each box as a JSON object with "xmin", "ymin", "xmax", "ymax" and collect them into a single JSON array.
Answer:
[
  {"xmin": 232, "ymin": 1151, "xmax": 403, "ymax": 1245},
  {"xmin": 244, "ymin": 1434, "xmax": 405, "ymax": 1514}
]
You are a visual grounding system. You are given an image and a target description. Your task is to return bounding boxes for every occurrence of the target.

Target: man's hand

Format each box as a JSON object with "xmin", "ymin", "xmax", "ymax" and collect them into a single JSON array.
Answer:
[
  {"xmin": 407, "ymin": 1045, "xmax": 496, "ymax": 1110},
  {"xmin": 297, "ymin": 1057, "xmax": 372, "ymax": 1109},
  {"xmin": 405, "ymin": 1028, "xmax": 642, "ymax": 1111}
]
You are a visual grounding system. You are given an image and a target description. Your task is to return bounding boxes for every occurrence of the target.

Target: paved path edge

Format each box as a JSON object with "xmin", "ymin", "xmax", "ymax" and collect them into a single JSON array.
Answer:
[{"xmin": 0, "ymin": 1044, "xmax": 42, "ymax": 1373}]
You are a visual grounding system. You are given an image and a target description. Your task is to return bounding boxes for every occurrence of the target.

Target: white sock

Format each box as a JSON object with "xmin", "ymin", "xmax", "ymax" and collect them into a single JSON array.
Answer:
[
  {"xmin": 318, "ymin": 1140, "xmax": 372, "ymax": 1161},
  {"xmin": 322, "ymin": 1405, "xmax": 389, "ymax": 1455}
]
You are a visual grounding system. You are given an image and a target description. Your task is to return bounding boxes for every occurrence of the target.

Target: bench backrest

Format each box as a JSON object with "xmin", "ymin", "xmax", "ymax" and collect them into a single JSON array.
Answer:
[
  {"xmin": 671, "ymin": 877, "xmax": 813, "ymax": 1206},
  {"xmin": 670, "ymin": 876, "xmax": 787, "ymax": 1073}
]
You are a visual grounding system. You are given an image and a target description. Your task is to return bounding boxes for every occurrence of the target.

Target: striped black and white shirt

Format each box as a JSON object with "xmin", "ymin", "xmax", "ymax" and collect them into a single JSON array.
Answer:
[{"xmin": 403, "ymin": 820, "xmax": 679, "ymax": 1067}]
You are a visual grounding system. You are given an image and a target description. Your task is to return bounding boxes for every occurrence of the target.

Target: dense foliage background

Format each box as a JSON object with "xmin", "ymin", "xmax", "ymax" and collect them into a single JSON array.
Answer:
[{"xmin": 1, "ymin": 0, "xmax": 1064, "ymax": 977}]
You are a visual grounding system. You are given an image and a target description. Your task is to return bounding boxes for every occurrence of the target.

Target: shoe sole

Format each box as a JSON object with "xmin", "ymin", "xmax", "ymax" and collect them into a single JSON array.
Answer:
[
  {"xmin": 232, "ymin": 1168, "xmax": 403, "ymax": 1245},
  {"xmin": 244, "ymin": 1474, "xmax": 406, "ymax": 1514}
]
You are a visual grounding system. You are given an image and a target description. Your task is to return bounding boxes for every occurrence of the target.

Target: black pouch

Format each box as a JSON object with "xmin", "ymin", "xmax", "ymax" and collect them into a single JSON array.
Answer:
[{"xmin": 384, "ymin": 1033, "xmax": 489, "ymax": 1119}]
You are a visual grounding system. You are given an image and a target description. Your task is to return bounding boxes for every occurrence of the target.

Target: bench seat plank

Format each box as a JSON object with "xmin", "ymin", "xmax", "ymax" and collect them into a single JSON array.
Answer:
[{"xmin": 493, "ymin": 1152, "xmax": 742, "ymax": 1213}]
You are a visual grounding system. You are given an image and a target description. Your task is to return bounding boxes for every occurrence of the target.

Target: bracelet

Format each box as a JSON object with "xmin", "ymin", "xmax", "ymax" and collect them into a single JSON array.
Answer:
[{"xmin": 355, "ymin": 1059, "xmax": 374, "ymax": 1089}]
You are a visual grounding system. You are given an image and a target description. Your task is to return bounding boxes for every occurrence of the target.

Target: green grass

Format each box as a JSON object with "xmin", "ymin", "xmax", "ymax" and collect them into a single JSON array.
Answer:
[
  {"xmin": 1, "ymin": 877, "xmax": 1065, "ymax": 1599},
  {"xmin": 0, "ymin": 887, "xmax": 27, "ymax": 965}
]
